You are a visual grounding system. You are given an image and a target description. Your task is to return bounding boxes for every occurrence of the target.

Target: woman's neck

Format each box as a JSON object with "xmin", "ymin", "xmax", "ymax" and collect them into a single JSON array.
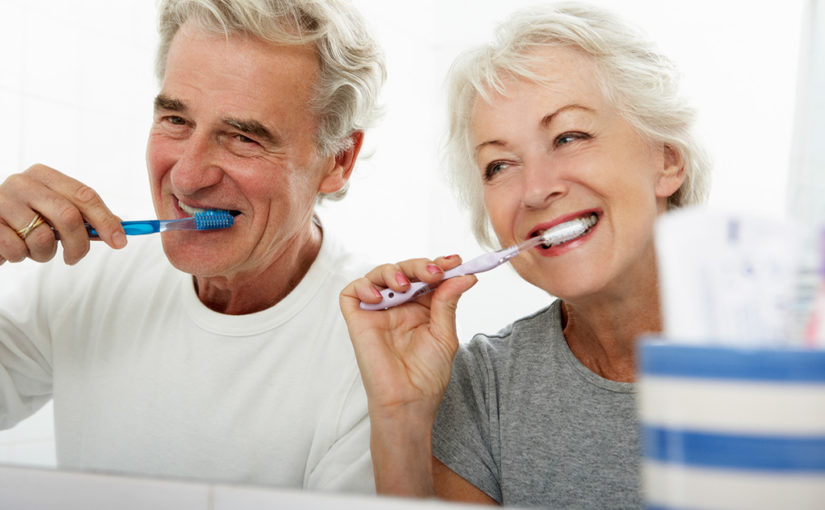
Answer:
[{"xmin": 560, "ymin": 269, "xmax": 662, "ymax": 383}]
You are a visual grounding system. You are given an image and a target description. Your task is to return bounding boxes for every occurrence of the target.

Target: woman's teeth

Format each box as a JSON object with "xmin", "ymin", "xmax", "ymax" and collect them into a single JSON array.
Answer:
[{"xmin": 539, "ymin": 213, "xmax": 598, "ymax": 248}]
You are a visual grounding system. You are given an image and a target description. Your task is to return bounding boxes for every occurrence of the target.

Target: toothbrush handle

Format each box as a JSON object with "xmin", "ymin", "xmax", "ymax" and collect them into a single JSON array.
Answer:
[
  {"xmin": 359, "ymin": 248, "xmax": 519, "ymax": 311},
  {"xmin": 89, "ymin": 221, "xmax": 161, "ymax": 238},
  {"xmin": 54, "ymin": 220, "xmax": 162, "ymax": 240},
  {"xmin": 359, "ymin": 281, "xmax": 434, "ymax": 311}
]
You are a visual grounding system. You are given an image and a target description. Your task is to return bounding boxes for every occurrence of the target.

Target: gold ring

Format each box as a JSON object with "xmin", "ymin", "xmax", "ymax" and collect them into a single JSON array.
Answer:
[{"xmin": 15, "ymin": 213, "xmax": 46, "ymax": 241}]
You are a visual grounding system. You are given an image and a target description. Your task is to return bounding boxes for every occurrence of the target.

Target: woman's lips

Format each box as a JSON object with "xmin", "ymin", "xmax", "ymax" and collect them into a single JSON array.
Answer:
[
  {"xmin": 528, "ymin": 209, "xmax": 601, "ymax": 240},
  {"xmin": 535, "ymin": 213, "xmax": 598, "ymax": 247},
  {"xmin": 528, "ymin": 210, "xmax": 601, "ymax": 254}
]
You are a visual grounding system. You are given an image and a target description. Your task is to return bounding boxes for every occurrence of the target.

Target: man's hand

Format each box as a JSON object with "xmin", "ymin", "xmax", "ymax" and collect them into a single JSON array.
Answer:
[{"xmin": 0, "ymin": 164, "xmax": 126, "ymax": 266}]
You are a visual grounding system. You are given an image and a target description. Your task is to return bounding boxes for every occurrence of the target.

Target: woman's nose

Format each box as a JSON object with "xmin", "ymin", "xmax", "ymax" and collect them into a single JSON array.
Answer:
[
  {"xmin": 170, "ymin": 132, "xmax": 224, "ymax": 194},
  {"xmin": 520, "ymin": 157, "xmax": 567, "ymax": 209}
]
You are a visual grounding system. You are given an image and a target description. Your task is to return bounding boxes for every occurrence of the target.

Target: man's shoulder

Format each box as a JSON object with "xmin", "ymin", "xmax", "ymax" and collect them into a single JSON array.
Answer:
[{"xmin": 315, "ymin": 229, "xmax": 376, "ymax": 285}]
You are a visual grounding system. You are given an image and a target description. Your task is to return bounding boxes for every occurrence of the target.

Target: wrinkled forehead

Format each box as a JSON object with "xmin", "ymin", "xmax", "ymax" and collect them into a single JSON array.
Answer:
[{"xmin": 468, "ymin": 47, "xmax": 606, "ymax": 124}]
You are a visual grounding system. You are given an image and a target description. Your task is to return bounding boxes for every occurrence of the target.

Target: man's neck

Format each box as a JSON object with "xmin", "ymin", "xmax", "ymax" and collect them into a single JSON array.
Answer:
[{"xmin": 193, "ymin": 220, "xmax": 323, "ymax": 315}]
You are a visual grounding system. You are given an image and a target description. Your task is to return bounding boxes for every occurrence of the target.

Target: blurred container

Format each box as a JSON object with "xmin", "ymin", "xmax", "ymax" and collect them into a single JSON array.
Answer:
[{"xmin": 638, "ymin": 340, "xmax": 825, "ymax": 510}]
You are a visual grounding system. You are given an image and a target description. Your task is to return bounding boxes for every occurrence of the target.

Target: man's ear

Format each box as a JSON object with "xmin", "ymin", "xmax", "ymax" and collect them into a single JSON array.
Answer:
[
  {"xmin": 319, "ymin": 131, "xmax": 364, "ymax": 194},
  {"xmin": 655, "ymin": 143, "xmax": 686, "ymax": 199}
]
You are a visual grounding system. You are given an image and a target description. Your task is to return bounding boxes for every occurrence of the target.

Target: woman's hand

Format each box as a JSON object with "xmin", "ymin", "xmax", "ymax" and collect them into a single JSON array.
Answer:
[
  {"xmin": 340, "ymin": 256, "xmax": 477, "ymax": 496},
  {"xmin": 340, "ymin": 255, "xmax": 477, "ymax": 418},
  {"xmin": 0, "ymin": 164, "xmax": 126, "ymax": 266}
]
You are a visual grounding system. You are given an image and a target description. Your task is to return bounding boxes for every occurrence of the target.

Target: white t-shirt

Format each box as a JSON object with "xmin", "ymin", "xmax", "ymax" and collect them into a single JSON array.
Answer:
[{"xmin": 0, "ymin": 222, "xmax": 374, "ymax": 493}]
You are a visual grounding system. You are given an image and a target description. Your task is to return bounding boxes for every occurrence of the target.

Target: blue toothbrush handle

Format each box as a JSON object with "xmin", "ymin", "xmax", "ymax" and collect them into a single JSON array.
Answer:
[
  {"xmin": 87, "ymin": 221, "xmax": 161, "ymax": 238},
  {"xmin": 52, "ymin": 211, "xmax": 232, "ymax": 240},
  {"xmin": 55, "ymin": 220, "xmax": 162, "ymax": 240},
  {"xmin": 88, "ymin": 220, "xmax": 161, "ymax": 237}
]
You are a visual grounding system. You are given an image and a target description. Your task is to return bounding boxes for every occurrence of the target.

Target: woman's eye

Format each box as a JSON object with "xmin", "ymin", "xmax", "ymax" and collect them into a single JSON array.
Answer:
[
  {"xmin": 484, "ymin": 161, "xmax": 509, "ymax": 181},
  {"xmin": 554, "ymin": 131, "xmax": 590, "ymax": 147}
]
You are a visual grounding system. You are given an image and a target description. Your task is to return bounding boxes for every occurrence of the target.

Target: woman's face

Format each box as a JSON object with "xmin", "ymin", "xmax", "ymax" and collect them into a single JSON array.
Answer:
[{"xmin": 470, "ymin": 47, "xmax": 684, "ymax": 302}]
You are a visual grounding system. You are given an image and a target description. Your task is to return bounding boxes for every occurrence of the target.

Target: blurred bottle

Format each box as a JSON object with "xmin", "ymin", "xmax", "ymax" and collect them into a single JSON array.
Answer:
[
  {"xmin": 803, "ymin": 229, "xmax": 825, "ymax": 346},
  {"xmin": 787, "ymin": 0, "xmax": 825, "ymax": 343},
  {"xmin": 787, "ymin": 0, "xmax": 825, "ymax": 228}
]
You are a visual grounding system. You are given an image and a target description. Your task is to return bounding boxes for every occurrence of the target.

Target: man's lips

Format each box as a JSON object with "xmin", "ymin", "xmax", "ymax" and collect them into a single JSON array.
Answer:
[{"xmin": 177, "ymin": 199, "xmax": 241, "ymax": 218}]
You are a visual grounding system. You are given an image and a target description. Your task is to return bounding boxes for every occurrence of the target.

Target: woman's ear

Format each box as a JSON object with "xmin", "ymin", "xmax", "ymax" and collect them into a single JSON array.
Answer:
[
  {"xmin": 319, "ymin": 131, "xmax": 364, "ymax": 194},
  {"xmin": 655, "ymin": 144, "xmax": 686, "ymax": 199}
]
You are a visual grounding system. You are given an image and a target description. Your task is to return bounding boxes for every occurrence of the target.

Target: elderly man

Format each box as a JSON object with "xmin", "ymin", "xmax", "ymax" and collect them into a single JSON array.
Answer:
[{"xmin": 0, "ymin": 0, "xmax": 384, "ymax": 493}]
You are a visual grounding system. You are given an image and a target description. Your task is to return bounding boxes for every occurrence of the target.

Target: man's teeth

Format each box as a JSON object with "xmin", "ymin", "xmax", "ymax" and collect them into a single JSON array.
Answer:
[
  {"xmin": 179, "ymin": 202, "xmax": 211, "ymax": 215},
  {"xmin": 539, "ymin": 213, "xmax": 598, "ymax": 247}
]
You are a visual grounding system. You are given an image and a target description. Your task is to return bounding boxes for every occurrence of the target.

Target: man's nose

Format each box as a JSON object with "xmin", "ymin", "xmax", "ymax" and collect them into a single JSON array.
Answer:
[{"xmin": 170, "ymin": 131, "xmax": 224, "ymax": 194}]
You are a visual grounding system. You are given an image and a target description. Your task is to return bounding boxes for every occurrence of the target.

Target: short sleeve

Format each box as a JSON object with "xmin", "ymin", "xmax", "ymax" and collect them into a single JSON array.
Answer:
[{"xmin": 432, "ymin": 338, "xmax": 502, "ymax": 503}]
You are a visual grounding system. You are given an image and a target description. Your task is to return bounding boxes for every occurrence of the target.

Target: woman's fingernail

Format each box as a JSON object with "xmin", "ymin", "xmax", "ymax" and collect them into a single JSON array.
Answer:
[
  {"xmin": 444, "ymin": 254, "xmax": 459, "ymax": 260},
  {"xmin": 371, "ymin": 287, "xmax": 382, "ymax": 299},
  {"xmin": 395, "ymin": 272, "xmax": 410, "ymax": 286},
  {"xmin": 427, "ymin": 264, "xmax": 442, "ymax": 274}
]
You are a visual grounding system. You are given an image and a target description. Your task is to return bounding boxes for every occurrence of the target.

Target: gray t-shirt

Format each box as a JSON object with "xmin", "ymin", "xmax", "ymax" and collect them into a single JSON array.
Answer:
[{"xmin": 432, "ymin": 300, "xmax": 641, "ymax": 508}]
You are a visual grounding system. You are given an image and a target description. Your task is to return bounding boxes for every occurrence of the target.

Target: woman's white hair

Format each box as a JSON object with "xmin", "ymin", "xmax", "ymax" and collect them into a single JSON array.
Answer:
[
  {"xmin": 445, "ymin": 2, "xmax": 711, "ymax": 247},
  {"xmin": 155, "ymin": 0, "xmax": 386, "ymax": 200}
]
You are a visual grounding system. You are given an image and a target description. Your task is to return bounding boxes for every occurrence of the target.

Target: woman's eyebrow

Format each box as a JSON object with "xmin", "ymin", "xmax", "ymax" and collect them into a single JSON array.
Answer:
[
  {"xmin": 474, "ymin": 104, "xmax": 596, "ymax": 155},
  {"xmin": 539, "ymin": 104, "xmax": 595, "ymax": 128}
]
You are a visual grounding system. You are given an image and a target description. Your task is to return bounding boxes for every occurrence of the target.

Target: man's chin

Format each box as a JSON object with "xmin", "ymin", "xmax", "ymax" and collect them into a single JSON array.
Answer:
[{"xmin": 160, "ymin": 236, "xmax": 228, "ymax": 277}]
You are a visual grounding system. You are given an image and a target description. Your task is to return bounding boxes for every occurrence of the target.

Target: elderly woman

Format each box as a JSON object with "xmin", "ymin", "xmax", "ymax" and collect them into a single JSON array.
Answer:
[{"xmin": 340, "ymin": 2, "xmax": 710, "ymax": 508}]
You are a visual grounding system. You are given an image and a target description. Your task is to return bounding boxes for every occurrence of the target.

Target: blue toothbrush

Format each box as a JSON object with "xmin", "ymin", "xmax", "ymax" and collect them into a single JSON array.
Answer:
[{"xmin": 53, "ymin": 209, "xmax": 235, "ymax": 239}]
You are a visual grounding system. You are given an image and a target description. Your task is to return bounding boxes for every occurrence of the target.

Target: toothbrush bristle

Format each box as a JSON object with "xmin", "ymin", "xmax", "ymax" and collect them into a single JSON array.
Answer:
[
  {"xmin": 539, "ymin": 214, "xmax": 597, "ymax": 246},
  {"xmin": 193, "ymin": 210, "xmax": 234, "ymax": 230}
]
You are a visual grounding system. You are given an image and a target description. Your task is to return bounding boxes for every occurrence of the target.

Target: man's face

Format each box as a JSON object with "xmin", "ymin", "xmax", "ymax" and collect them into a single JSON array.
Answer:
[{"xmin": 146, "ymin": 22, "xmax": 340, "ymax": 279}]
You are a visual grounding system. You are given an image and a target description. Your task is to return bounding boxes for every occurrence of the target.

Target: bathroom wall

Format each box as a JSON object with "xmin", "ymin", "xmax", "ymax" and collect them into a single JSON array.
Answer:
[{"xmin": 0, "ymin": 0, "xmax": 806, "ymax": 468}]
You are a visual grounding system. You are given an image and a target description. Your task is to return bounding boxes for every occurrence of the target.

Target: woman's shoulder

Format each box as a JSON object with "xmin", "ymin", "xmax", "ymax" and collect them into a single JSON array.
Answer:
[{"xmin": 460, "ymin": 299, "xmax": 564, "ymax": 363}]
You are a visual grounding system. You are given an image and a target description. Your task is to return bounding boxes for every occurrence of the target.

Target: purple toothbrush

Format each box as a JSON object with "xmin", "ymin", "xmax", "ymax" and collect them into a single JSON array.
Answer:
[{"xmin": 360, "ymin": 214, "xmax": 596, "ymax": 310}]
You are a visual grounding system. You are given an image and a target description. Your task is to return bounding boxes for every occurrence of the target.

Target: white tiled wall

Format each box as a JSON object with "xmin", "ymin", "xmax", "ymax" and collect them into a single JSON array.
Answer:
[
  {"xmin": 0, "ymin": 0, "xmax": 807, "ymax": 478},
  {"xmin": 1, "ymin": 0, "xmax": 157, "ymax": 218}
]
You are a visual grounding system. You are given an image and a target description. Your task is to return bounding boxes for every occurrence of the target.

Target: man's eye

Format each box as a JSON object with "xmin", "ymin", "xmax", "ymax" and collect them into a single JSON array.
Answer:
[
  {"xmin": 234, "ymin": 134, "xmax": 257, "ymax": 144},
  {"xmin": 224, "ymin": 133, "xmax": 265, "ymax": 157},
  {"xmin": 166, "ymin": 116, "xmax": 186, "ymax": 126}
]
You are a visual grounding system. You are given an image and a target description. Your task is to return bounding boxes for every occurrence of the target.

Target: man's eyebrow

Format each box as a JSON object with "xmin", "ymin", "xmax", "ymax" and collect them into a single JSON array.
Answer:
[
  {"xmin": 154, "ymin": 94, "xmax": 186, "ymax": 112},
  {"xmin": 224, "ymin": 118, "xmax": 279, "ymax": 145},
  {"xmin": 153, "ymin": 97, "xmax": 279, "ymax": 145}
]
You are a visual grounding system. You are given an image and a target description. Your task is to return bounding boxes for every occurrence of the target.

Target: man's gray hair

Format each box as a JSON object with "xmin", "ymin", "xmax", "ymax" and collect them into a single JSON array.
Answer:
[
  {"xmin": 445, "ymin": 2, "xmax": 711, "ymax": 247},
  {"xmin": 156, "ymin": 0, "xmax": 386, "ymax": 200}
]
